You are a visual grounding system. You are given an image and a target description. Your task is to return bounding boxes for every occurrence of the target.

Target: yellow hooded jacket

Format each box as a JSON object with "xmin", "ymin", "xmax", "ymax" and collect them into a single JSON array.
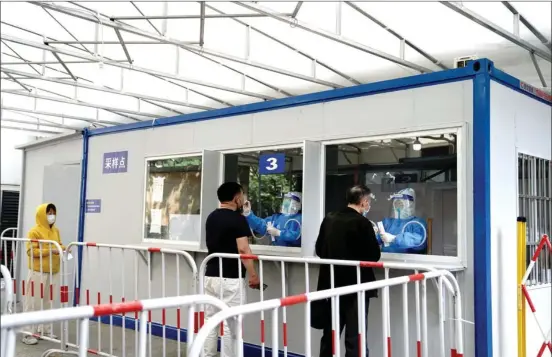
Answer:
[{"xmin": 26, "ymin": 203, "xmax": 65, "ymax": 274}]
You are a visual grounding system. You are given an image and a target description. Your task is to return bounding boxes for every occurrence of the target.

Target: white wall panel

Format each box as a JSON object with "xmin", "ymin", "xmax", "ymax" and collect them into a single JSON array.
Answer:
[
  {"xmin": 489, "ymin": 81, "xmax": 552, "ymax": 357},
  {"xmin": 0, "ymin": 130, "xmax": 36, "ymax": 185}
]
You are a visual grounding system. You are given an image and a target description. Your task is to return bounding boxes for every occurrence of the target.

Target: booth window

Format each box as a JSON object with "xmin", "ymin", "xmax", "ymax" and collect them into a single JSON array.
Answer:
[
  {"xmin": 224, "ymin": 147, "xmax": 303, "ymax": 249},
  {"xmin": 143, "ymin": 156, "xmax": 202, "ymax": 242},
  {"xmin": 518, "ymin": 154, "xmax": 551, "ymax": 286},
  {"xmin": 324, "ymin": 133, "xmax": 458, "ymax": 256}
]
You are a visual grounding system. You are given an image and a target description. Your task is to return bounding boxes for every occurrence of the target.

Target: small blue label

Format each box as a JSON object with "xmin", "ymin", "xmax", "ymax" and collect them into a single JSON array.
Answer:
[
  {"xmin": 259, "ymin": 153, "xmax": 286, "ymax": 175},
  {"xmin": 86, "ymin": 199, "xmax": 101, "ymax": 213},
  {"xmin": 103, "ymin": 151, "xmax": 128, "ymax": 174}
]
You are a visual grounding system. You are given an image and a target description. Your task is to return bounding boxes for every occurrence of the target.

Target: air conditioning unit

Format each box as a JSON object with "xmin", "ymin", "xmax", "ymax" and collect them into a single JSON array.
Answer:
[{"xmin": 454, "ymin": 55, "xmax": 479, "ymax": 69}]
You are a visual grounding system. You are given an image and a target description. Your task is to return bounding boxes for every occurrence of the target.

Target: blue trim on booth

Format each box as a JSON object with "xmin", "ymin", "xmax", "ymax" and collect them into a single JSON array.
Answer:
[
  {"xmin": 92, "ymin": 315, "xmax": 304, "ymax": 357},
  {"xmin": 472, "ymin": 59, "xmax": 493, "ymax": 357},
  {"xmin": 489, "ymin": 66, "xmax": 552, "ymax": 107},
  {"xmin": 88, "ymin": 64, "xmax": 481, "ymax": 137},
  {"xmin": 75, "ymin": 128, "xmax": 89, "ymax": 306}
]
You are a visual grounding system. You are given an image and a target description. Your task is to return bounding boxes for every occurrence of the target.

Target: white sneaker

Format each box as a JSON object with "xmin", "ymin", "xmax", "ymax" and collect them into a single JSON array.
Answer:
[{"xmin": 21, "ymin": 335, "xmax": 38, "ymax": 345}]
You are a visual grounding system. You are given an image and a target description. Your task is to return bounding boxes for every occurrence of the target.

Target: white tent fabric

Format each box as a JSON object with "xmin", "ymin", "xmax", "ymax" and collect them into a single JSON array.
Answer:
[{"xmin": 1, "ymin": 1, "xmax": 551, "ymax": 137}]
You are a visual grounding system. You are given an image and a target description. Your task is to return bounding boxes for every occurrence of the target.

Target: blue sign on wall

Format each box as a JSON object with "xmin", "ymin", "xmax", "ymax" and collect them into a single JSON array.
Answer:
[
  {"xmin": 258, "ymin": 153, "xmax": 286, "ymax": 175},
  {"xmin": 103, "ymin": 151, "xmax": 128, "ymax": 174},
  {"xmin": 86, "ymin": 199, "xmax": 101, "ymax": 213}
]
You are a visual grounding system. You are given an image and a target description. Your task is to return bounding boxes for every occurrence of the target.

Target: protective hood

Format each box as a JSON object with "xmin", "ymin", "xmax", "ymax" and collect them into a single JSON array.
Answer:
[
  {"xmin": 390, "ymin": 188, "xmax": 416, "ymax": 219},
  {"xmin": 35, "ymin": 203, "xmax": 54, "ymax": 228},
  {"xmin": 281, "ymin": 192, "xmax": 302, "ymax": 215}
]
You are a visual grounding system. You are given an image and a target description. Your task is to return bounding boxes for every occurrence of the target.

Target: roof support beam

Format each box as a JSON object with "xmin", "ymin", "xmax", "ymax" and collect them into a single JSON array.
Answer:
[
  {"xmin": 111, "ymin": 13, "xmax": 291, "ymax": 20},
  {"xmin": 441, "ymin": 2, "xmax": 551, "ymax": 62},
  {"xmin": 1, "ymin": 117, "xmax": 81, "ymax": 131},
  {"xmin": 0, "ymin": 68, "xmax": 216, "ymax": 111},
  {"xmin": 1, "ymin": 33, "xmax": 276, "ymax": 100},
  {"xmin": 2, "ymin": 59, "xmax": 128, "ymax": 65},
  {"xmin": 1, "ymin": 89, "xmax": 160, "ymax": 119},
  {"xmin": 233, "ymin": 1, "xmax": 432, "ymax": 73},
  {"xmin": 234, "ymin": 1, "xmax": 432, "ymax": 73},
  {"xmin": 114, "ymin": 28, "xmax": 133, "ymax": 63},
  {"xmin": 529, "ymin": 52, "xmax": 548, "ymax": 88},
  {"xmin": 1, "ymin": 20, "xmax": 229, "ymax": 107},
  {"xmin": 199, "ymin": 2, "xmax": 206, "ymax": 47},
  {"xmin": 2, "ymin": 72, "xmax": 32, "ymax": 92},
  {"xmin": 45, "ymin": 40, "xmax": 198, "ymax": 45},
  {"xmin": 51, "ymin": 52, "xmax": 77, "ymax": 81},
  {"xmin": 501, "ymin": 2, "xmax": 551, "ymax": 51},
  {"xmin": 1, "ymin": 124, "xmax": 64, "ymax": 135},
  {"xmin": 205, "ymin": 3, "xmax": 360, "ymax": 85},
  {"xmin": 345, "ymin": 2, "xmax": 448, "ymax": 70},
  {"xmin": 1, "ymin": 40, "xmax": 41, "ymax": 75},
  {"xmin": 1, "ymin": 105, "xmax": 117, "ymax": 126},
  {"xmin": 291, "ymin": 2, "xmax": 303, "ymax": 18},
  {"xmin": 29, "ymin": 2, "xmax": 343, "ymax": 89}
]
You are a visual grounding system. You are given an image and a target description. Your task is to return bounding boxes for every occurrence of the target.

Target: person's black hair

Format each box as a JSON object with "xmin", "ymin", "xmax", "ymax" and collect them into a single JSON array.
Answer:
[
  {"xmin": 46, "ymin": 203, "xmax": 57, "ymax": 214},
  {"xmin": 217, "ymin": 182, "xmax": 243, "ymax": 203},
  {"xmin": 346, "ymin": 185, "xmax": 372, "ymax": 205}
]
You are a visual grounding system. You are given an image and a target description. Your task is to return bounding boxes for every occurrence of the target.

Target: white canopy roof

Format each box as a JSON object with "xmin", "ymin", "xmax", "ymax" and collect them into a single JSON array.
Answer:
[{"xmin": 1, "ymin": 1, "xmax": 551, "ymax": 137}]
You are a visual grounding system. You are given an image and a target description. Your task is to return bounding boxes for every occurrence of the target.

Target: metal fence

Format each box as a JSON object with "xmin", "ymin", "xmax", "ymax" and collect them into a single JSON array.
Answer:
[
  {"xmin": 518, "ymin": 154, "xmax": 552, "ymax": 285},
  {"xmin": 198, "ymin": 253, "xmax": 463, "ymax": 357}
]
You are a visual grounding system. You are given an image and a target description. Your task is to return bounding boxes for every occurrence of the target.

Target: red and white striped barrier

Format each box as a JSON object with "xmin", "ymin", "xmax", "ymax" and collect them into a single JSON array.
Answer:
[
  {"xmin": 62, "ymin": 241, "xmax": 199, "ymax": 357},
  {"xmin": 0, "ymin": 294, "xmax": 228, "ymax": 357},
  {"xmin": 520, "ymin": 235, "xmax": 552, "ymax": 357},
  {"xmin": 198, "ymin": 253, "xmax": 463, "ymax": 357},
  {"xmin": 190, "ymin": 270, "xmax": 463, "ymax": 357},
  {"xmin": 0, "ymin": 237, "xmax": 68, "ymax": 346}
]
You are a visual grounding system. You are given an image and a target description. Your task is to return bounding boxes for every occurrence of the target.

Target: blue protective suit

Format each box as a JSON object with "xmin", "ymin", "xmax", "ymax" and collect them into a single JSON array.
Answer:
[
  {"xmin": 376, "ymin": 216, "xmax": 427, "ymax": 254},
  {"xmin": 245, "ymin": 212, "xmax": 302, "ymax": 247}
]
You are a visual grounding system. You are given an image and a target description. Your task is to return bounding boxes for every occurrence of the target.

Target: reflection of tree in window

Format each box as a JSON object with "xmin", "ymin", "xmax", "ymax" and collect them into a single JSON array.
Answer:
[{"xmin": 145, "ymin": 157, "xmax": 202, "ymax": 239}]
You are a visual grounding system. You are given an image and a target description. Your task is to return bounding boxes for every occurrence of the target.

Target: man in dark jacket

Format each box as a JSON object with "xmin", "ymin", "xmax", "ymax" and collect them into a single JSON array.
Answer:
[{"xmin": 313, "ymin": 185, "xmax": 381, "ymax": 357}]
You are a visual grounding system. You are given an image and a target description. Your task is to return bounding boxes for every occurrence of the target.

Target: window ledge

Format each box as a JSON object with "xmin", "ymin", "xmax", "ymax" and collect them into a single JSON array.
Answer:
[{"xmin": 380, "ymin": 252, "xmax": 466, "ymax": 271}]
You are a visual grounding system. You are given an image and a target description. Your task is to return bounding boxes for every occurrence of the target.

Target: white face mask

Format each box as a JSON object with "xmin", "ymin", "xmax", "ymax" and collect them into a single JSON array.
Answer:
[{"xmin": 47, "ymin": 214, "xmax": 56, "ymax": 225}]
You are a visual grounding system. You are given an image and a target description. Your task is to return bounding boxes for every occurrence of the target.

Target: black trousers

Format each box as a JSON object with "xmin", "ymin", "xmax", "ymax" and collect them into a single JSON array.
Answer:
[{"xmin": 319, "ymin": 298, "xmax": 370, "ymax": 357}]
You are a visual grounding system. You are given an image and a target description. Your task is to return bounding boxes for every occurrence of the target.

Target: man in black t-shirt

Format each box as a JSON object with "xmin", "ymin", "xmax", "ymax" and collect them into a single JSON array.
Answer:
[{"xmin": 203, "ymin": 182, "xmax": 259, "ymax": 357}]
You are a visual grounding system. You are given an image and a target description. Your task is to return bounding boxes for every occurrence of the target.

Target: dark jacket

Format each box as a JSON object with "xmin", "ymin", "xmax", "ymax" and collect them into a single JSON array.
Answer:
[{"xmin": 315, "ymin": 207, "xmax": 381, "ymax": 300}]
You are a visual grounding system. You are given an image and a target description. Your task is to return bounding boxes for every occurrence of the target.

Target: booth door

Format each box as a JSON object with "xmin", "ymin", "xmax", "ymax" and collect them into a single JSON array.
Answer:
[{"xmin": 42, "ymin": 163, "xmax": 81, "ymax": 248}]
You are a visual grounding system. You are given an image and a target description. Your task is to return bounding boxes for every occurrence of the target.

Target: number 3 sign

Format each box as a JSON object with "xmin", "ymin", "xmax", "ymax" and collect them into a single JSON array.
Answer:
[{"xmin": 259, "ymin": 153, "xmax": 286, "ymax": 175}]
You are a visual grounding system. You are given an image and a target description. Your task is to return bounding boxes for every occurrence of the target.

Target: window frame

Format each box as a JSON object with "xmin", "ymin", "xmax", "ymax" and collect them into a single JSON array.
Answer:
[
  {"xmin": 320, "ymin": 125, "xmax": 467, "ymax": 268},
  {"xmin": 219, "ymin": 143, "xmax": 305, "ymax": 256},
  {"xmin": 142, "ymin": 152, "xmax": 203, "ymax": 250}
]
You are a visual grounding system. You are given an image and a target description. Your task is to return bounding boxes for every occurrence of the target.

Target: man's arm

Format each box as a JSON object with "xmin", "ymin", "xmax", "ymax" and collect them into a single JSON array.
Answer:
[
  {"xmin": 235, "ymin": 216, "xmax": 259, "ymax": 281},
  {"xmin": 355, "ymin": 218, "xmax": 381, "ymax": 262},
  {"xmin": 236, "ymin": 237, "xmax": 258, "ymax": 278},
  {"xmin": 315, "ymin": 217, "xmax": 327, "ymax": 257}
]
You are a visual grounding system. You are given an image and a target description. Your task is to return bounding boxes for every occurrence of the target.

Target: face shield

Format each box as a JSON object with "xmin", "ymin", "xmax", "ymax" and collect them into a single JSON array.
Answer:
[
  {"xmin": 281, "ymin": 192, "xmax": 302, "ymax": 215},
  {"xmin": 389, "ymin": 188, "xmax": 416, "ymax": 219}
]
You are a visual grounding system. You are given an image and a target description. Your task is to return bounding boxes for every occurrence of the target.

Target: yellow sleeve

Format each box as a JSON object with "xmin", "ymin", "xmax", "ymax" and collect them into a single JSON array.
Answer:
[
  {"xmin": 54, "ymin": 228, "xmax": 65, "ymax": 250},
  {"xmin": 26, "ymin": 232, "xmax": 51, "ymax": 258}
]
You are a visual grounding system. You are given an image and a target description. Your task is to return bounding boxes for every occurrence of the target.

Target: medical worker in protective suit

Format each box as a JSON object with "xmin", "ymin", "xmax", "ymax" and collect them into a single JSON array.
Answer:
[
  {"xmin": 376, "ymin": 188, "xmax": 428, "ymax": 254},
  {"xmin": 242, "ymin": 192, "xmax": 302, "ymax": 247}
]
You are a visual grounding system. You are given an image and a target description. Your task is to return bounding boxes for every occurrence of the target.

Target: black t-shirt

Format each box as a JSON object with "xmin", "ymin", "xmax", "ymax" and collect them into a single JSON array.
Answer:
[{"xmin": 205, "ymin": 208, "xmax": 251, "ymax": 279}]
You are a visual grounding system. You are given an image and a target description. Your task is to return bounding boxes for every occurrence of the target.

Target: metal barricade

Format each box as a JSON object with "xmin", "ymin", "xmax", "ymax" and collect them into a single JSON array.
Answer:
[
  {"xmin": 60, "ymin": 242, "xmax": 199, "ymax": 357},
  {"xmin": 0, "ymin": 237, "xmax": 67, "ymax": 344},
  {"xmin": 198, "ymin": 253, "xmax": 463, "ymax": 357},
  {"xmin": 0, "ymin": 294, "xmax": 228, "ymax": 357},
  {"xmin": 1, "ymin": 264, "xmax": 15, "ymax": 357},
  {"xmin": 190, "ymin": 270, "xmax": 464, "ymax": 357}
]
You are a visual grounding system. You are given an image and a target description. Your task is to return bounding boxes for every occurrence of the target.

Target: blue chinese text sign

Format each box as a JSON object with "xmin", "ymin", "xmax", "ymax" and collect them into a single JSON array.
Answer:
[
  {"xmin": 103, "ymin": 151, "xmax": 128, "ymax": 174},
  {"xmin": 86, "ymin": 199, "xmax": 101, "ymax": 213}
]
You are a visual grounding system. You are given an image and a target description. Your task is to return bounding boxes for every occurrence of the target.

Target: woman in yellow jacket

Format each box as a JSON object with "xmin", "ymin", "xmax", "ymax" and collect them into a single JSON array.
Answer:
[{"xmin": 22, "ymin": 203, "xmax": 65, "ymax": 346}]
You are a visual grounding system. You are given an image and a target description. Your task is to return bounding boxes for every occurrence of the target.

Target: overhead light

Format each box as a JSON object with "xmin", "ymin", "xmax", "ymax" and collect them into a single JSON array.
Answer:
[{"xmin": 413, "ymin": 137, "xmax": 422, "ymax": 151}]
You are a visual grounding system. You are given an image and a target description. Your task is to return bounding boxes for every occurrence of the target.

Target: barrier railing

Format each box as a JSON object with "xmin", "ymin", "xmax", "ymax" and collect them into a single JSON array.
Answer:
[
  {"xmin": 0, "ymin": 228, "xmax": 18, "ymax": 278},
  {"xmin": 190, "ymin": 269, "xmax": 463, "ymax": 357},
  {"xmin": 0, "ymin": 237, "xmax": 67, "ymax": 345},
  {"xmin": 1, "ymin": 264, "xmax": 15, "ymax": 357},
  {"xmin": 0, "ymin": 295, "xmax": 228, "ymax": 357},
  {"xmin": 62, "ymin": 241, "xmax": 199, "ymax": 357},
  {"xmin": 198, "ymin": 253, "xmax": 463, "ymax": 357}
]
